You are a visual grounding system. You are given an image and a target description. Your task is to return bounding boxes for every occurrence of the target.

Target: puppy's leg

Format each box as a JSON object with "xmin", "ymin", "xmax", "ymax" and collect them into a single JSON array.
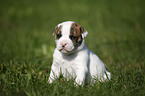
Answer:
[
  {"xmin": 48, "ymin": 63, "xmax": 60, "ymax": 84},
  {"xmin": 74, "ymin": 66, "xmax": 87, "ymax": 86},
  {"xmin": 101, "ymin": 71, "xmax": 111, "ymax": 82}
]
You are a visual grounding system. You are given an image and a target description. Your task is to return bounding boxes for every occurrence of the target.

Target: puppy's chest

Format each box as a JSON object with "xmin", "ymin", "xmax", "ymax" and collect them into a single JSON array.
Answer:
[
  {"xmin": 56, "ymin": 58, "xmax": 79, "ymax": 78},
  {"xmin": 60, "ymin": 60, "xmax": 78, "ymax": 72}
]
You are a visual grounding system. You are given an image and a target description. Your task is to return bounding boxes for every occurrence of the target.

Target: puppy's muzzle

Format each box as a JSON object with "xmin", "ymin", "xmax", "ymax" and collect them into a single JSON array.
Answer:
[{"xmin": 61, "ymin": 43, "xmax": 67, "ymax": 48}]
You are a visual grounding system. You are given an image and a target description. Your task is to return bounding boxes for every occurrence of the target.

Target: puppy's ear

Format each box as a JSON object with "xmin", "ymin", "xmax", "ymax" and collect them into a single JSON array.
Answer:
[
  {"xmin": 53, "ymin": 26, "xmax": 58, "ymax": 36},
  {"xmin": 52, "ymin": 25, "xmax": 62, "ymax": 36},
  {"xmin": 80, "ymin": 26, "xmax": 88, "ymax": 38}
]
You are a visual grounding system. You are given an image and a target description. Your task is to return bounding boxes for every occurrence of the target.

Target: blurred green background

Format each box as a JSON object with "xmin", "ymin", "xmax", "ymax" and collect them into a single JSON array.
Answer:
[{"xmin": 0, "ymin": 0, "xmax": 145, "ymax": 95}]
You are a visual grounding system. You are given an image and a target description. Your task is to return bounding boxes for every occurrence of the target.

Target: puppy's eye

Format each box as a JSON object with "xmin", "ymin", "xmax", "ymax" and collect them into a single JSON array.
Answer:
[
  {"xmin": 56, "ymin": 34, "xmax": 62, "ymax": 39},
  {"xmin": 69, "ymin": 35, "xmax": 76, "ymax": 40}
]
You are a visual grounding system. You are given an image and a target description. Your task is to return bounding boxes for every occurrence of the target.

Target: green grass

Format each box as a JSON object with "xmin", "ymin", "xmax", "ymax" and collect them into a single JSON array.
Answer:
[{"xmin": 0, "ymin": 0, "xmax": 145, "ymax": 96}]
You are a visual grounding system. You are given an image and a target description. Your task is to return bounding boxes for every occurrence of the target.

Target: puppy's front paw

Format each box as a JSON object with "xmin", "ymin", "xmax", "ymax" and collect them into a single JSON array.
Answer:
[{"xmin": 48, "ymin": 77, "xmax": 53, "ymax": 84}]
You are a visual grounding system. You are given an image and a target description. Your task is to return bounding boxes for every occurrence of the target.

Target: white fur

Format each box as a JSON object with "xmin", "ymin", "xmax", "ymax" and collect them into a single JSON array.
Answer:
[{"xmin": 48, "ymin": 21, "xmax": 111, "ymax": 85}]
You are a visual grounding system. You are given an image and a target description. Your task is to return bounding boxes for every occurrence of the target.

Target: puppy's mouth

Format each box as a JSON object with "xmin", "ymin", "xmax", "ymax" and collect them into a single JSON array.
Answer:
[
  {"xmin": 59, "ymin": 48, "xmax": 69, "ymax": 53},
  {"xmin": 59, "ymin": 47, "xmax": 77, "ymax": 55}
]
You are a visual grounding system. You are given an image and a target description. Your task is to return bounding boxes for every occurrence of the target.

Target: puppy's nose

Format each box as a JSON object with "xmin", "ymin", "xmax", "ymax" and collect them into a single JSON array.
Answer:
[{"xmin": 61, "ymin": 43, "xmax": 67, "ymax": 48}]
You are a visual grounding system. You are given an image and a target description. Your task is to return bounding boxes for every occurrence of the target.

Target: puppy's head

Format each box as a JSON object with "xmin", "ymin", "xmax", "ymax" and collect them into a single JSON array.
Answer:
[{"xmin": 53, "ymin": 21, "xmax": 88, "ymax": 55}]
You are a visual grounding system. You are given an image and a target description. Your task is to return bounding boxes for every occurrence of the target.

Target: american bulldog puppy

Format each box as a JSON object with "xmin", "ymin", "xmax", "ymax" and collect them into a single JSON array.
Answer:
[{"xmin": 48, "ymin": 21, "xmax": 111, "ymax": 85}]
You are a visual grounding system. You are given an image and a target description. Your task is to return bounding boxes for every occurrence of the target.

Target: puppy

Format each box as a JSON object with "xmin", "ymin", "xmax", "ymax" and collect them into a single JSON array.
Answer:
[{"xmin": 48, "ymin": 21, "xmax": 111, "ymax": 85}]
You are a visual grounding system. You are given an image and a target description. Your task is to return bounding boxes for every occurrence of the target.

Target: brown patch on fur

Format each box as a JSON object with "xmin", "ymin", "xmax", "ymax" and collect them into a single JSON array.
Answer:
[
  {"xmin": 53, "ymin": 25, "xmax": 62, "ymax": 39},
  {"xmin": 70, "ymin": 23, "xmax": 86, "ymax": 47}
]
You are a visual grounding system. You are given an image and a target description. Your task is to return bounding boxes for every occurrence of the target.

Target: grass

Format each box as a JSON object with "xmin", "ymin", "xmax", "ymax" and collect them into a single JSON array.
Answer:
[{"xmin": 0, "ymin": 0, "xmax": 145, "ymax": 96}]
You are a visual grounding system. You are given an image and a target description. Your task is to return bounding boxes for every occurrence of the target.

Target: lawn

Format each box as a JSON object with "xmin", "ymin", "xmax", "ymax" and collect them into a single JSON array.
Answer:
[{"xmin": 0, "ymin": 0, "xmax": 145, "ymax": 96}]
